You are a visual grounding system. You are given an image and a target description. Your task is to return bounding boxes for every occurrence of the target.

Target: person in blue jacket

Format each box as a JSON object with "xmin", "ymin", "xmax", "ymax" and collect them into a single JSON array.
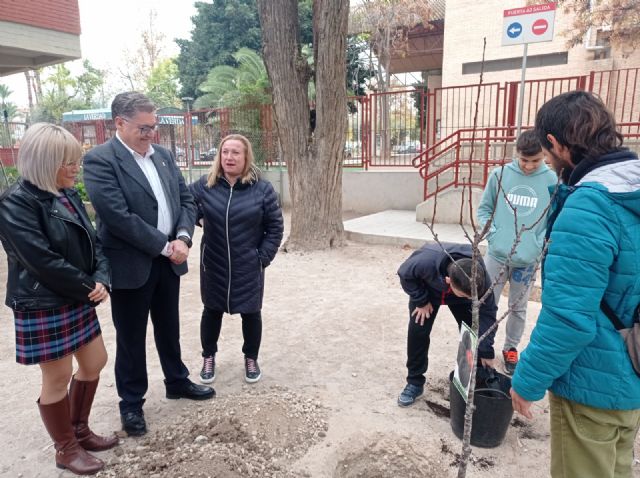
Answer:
[
  {"xmin": 477, "ymin": 129, "xmax": 556, "ymax": 375},
  {"xmin": 511, "ymin": 91, "xmax": 640, "ymax": 478},
  {"xmin": 190, "ymin": 134, "xmax": 283, "ymax": 386},
  {"xmin": 396, "ymin": 242, "xmax": 497, "ymax": 407}
]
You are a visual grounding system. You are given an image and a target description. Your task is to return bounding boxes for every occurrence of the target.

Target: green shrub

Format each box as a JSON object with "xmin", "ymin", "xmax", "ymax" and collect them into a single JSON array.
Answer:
[
  {"xmin": 0, "ymin": 166, "xmax": 91, "ymax": 207},
  {"xmin": 0, "ymin": 166, "xmax": 18, "ymax": 193},
  {"xmin": 74, "ymin": 179, "xmax": 89, "ymax": 202}
]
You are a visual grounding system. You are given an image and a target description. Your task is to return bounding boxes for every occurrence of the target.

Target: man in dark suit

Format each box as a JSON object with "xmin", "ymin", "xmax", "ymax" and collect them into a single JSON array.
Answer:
[{"xmin": 83, "ymin": 92, "xmax": 214, "ymax": 437}]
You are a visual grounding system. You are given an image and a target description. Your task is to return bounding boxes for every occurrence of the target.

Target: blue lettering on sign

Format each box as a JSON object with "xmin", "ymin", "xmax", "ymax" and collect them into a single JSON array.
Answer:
[{"xmin": 507, "ymin": 22, "xmax": 522, "ymax": 38}]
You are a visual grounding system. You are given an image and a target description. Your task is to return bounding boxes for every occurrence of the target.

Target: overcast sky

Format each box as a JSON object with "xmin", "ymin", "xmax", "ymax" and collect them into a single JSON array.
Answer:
[{"xmin": 3, "ymin": 0, "xmax": 198, "ymax": 109}]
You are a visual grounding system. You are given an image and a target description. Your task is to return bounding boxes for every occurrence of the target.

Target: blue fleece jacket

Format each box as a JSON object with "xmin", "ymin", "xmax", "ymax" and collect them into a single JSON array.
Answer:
[
  {"xmin": 512, "ymin": 151, "xmax": 640, "ymax": 410},
  {"xmin": 477, "ymin": 160, "xmax": 557, "ymax": 267}
]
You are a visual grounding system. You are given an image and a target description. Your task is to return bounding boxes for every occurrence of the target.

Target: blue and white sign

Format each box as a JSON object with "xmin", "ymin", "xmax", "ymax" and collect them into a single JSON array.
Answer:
[
  {"xmin": 502, "ymin": 3, "xmax": 556, "ymax": 46},
  {"xmin": 506, "ymin": 22, "xmax": 522, "ymax": 39},
  {"xmin": 62, "ymin": 109, "xmax": 199, "ymax": 125}
]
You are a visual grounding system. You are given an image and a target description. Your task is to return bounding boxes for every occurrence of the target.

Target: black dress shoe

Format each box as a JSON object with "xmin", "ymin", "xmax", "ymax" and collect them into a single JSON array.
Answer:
[
  {"xmin": 166, "ymin": 381, "xmax": 216, "ymax": 400},
  {"xmin": 121, "ymin": 410, "xmax": 147, "ymax": 436}
]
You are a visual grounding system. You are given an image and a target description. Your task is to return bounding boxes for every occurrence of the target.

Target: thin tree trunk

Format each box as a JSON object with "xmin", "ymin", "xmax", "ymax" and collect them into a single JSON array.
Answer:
[
  {"xmin": 457, "ymin": 243, "xmax": 482, "ymax": 478},
  {"xmin": 33, "ymin": 70, "xmax": 42, "ymax": 104},
  {"xmin": 24, "ymin": 71, "xmax": 33, "ymax": 111},
  {"xmin": 258, "ymin": 0, "xmax": 348, "ymax": 250}
]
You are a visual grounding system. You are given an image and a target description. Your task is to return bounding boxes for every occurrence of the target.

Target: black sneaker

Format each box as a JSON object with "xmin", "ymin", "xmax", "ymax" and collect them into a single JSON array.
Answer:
[
  {"xmin": 200, "ymin": 355, "xmax": 215, "ymax": 384},
  {"xmin": 397, "ymin": 383, "xmax": 424, "ymax": 407},
  {"xmin": 244, "ymin": 357, "xmax": 262, "ymax": 383},
  {"xmin": 502, "ymin": 347, "xmax": 518, "ymax": 376}
]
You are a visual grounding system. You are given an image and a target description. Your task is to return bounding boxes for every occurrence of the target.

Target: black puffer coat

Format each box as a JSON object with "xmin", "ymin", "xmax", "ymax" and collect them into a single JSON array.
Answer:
[{"xmin": 190, "ymin": 174, "xmax": 283, "ymax": 314}]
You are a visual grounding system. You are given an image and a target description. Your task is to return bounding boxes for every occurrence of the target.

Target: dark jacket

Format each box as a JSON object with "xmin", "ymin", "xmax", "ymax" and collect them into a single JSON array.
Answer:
[
  {"xmin": 190, "ymin": 174, "xmax": 283, "ymax": 314},
  {"xmin": 0, "ymin": 179, "xmax": 110, "ymax": 311},
  {"xmin": 83, "ymin": 138, "xmax": 196, "ymax": 289},
  {"xmin": 397, "ymin": 242, "xmax": 497, "ymax": 358}
]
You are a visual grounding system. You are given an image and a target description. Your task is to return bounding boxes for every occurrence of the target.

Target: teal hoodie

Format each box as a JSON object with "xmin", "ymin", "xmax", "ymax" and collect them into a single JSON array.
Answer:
[{"xmin": 477, "ymin": 160, "xmax": 557, "ymax": 267}]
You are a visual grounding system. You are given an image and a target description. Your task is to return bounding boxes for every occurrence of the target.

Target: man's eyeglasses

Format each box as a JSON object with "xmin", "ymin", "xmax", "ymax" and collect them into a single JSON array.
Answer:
[{"xmin": 122, "ymin": 117, "xmax": 159, "ymax": 135}]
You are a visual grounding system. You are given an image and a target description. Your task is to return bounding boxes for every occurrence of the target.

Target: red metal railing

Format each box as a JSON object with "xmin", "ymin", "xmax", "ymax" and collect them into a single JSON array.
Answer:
[
  {"xmin": 414, "ymin": 126, "xmax": 522, "ymax": 200},
  {"xmin": 53, "ymin": 67, "xmax": 640, "ymax": 184},
  {"xmin": 414, "ymin": 69, "xmax": 640, "ymax": 200},
  {"xmin": 589, "ymin": 68, "xmax": 640, "ymax": 124},
  {"xmin": 0, "ymin": 121, "xmax": 28, "ymax": 166},
  {"xmin": 0, "ymin": 147, "xmax": 19, "ymax": 166}
]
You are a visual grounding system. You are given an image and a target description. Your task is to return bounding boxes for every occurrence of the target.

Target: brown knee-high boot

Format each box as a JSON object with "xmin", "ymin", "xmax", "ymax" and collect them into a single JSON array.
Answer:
[
  {"xmin": 38, "ymin": 396, "xmax": 104, "ymax": 475},
  {"xmin": 69, "ymin": 376, "xmax": 119, "ymax": 451}
]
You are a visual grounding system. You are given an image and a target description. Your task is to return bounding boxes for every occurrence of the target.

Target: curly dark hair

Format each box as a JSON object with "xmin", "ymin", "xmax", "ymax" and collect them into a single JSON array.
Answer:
[{"xmin": 534, "ymin": 90, "xmax": 623, "ymax": 165}]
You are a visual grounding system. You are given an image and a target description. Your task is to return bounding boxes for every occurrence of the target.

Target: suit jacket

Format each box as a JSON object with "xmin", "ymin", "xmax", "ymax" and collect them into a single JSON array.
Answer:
[{"xmin": 83, "ymin": 138, "xmax": 196, "ymax": 289}]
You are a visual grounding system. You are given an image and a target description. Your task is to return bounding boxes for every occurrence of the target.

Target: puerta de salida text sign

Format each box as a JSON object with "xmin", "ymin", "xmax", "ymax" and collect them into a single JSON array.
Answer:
[{"xmin": 502, "ymin": 3, "xmax": 556, "ymax": 46}]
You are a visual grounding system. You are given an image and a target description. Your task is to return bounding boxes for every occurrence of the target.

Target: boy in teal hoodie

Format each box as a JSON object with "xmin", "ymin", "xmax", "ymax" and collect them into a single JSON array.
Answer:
[{"xmin": 477, "ymin": 130, "xmax": 557, "ymax": 375}]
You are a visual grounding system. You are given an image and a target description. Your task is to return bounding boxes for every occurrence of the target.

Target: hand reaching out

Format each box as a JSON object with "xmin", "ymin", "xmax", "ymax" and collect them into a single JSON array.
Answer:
[{"xmin": 511, "ymin": 388, "xmax": 534, "ymax": 419}]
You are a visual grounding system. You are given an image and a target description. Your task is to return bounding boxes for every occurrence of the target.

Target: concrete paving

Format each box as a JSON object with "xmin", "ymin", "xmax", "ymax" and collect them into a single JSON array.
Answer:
[
  {"xmin": 344, "ymin": 209, "xmax": 542, "ymax": 299},
  {"xmin": 343, "ymin": 209, "xmax": 487, "ymax": 252}
]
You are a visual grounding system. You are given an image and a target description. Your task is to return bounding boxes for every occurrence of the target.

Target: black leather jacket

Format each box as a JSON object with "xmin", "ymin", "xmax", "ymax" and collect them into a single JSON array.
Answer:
[{"xmin": 0, "ymin": 179, "xmax": 110, "ymax": 311}]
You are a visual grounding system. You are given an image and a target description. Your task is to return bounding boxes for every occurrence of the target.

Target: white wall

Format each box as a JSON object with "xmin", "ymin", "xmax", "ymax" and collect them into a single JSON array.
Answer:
[{"xmin": 262, "ymin": 169, "xmax": 424, "ymax": 214}]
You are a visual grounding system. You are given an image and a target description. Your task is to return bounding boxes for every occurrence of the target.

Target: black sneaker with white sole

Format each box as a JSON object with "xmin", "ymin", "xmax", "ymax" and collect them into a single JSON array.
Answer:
[
  {"xmin": 200, "ymin": 355, "xmax": 216, "ymax": 384},
  {"xmin": 244, "ymin": 357, "xmax": 262, "ymax": 383}
]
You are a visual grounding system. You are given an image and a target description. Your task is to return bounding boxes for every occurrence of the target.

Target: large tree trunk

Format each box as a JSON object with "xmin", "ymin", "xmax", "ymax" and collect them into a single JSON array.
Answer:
[{"xmin": 258, "ymin": 0, "xmax": 348, "ymax": 251}]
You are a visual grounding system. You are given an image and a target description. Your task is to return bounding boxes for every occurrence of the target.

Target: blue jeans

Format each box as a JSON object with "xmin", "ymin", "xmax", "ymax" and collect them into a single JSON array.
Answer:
[{"xmin": 484, "ymin": 254, "xmax": 535, "ymax": 351}]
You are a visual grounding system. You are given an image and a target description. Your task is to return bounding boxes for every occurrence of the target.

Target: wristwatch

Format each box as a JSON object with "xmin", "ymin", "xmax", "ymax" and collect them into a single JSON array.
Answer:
[{"xmin": 177, "ymin": 235, "xmax": 192, "ymax": 248}]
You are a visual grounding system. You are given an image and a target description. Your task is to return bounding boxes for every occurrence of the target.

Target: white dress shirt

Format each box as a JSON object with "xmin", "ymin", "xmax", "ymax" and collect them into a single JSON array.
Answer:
[{"xmin": 115, "ymin": 133, "xmax": 188, "ymax": 256}]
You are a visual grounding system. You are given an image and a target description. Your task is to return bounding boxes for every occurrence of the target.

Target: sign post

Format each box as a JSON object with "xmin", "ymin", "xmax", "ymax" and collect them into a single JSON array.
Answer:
[{"xmin": 502, "ymin": 3, "xmax": 556, "ymax": 136}]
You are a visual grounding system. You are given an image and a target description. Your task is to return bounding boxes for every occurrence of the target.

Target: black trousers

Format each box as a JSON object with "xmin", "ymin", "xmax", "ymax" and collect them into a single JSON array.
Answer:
[
  {"xmin": 111, "ymin": 257, "xmax": 189, "ymax": 414},
  {"xmin": 406, "ymin": 300, "xmax": 472, "ymax": 387},
  {"xmin": 200, "ymin": 307, "xmax": 262, "ymax": 360}
]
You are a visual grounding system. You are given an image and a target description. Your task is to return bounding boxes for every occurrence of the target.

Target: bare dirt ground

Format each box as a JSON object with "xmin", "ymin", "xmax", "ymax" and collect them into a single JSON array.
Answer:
[{"xmin": 1, "ymin": 212, "xmax": 639, "ymax": 477}]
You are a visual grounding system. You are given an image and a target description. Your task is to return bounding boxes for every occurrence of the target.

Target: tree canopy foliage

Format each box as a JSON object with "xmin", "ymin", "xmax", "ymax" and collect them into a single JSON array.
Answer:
[
  {"xmin": 194, "ymin": 48, "xmax": 270, "ymax": 109},
  {"xmin": 552, "ymin": 0, "xmax": 640, "ymax": 50},
  {"xmin": 120, "ymin": 10, "xmax": 166, "ymax": 91},
  {"xmin": 0, "ymin": 84, "xmax": 18, "ymax": 122},
  {"xmin": 145, "ymin": 58, "xmax": 182, "ymax": 109},
  {"xmin": 31, "ymin": 61, "xmax": 105, "ymax": 124},
  {"xmin": 346, "ymin": 36, "xmax": 377, "ymax": 98},
  {"xmin": 354, "ymin": 0, "xmax": 433, "ymax": 92},
  {"xmin": 176, "ymin": 0, "xmax": 263, "ymax": 99},
  {"xmin": 176, "ymin": 0, "xmax": 313, "ymax": 100}
]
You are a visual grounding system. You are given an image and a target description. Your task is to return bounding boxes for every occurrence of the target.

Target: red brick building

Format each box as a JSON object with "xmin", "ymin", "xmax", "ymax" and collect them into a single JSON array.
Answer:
[{"xmin": 0, "ymin": 0, "xmax": 82, "ymax": 76}]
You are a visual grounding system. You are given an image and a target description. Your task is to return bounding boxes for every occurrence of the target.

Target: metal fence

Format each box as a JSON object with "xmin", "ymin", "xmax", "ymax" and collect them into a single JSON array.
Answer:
[
  {"xmin": 0, "ymin": 122, "xmax": 28, "ymax": 166},
  {"xmin": 47, "ymin": 66, "xmax": 640, "ymax": 186}
]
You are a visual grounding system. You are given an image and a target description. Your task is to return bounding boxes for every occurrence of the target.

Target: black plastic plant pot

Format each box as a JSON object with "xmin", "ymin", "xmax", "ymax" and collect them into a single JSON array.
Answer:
[{"xmin": 449, "ymin": 369, "xmax": 514, "ymax": 448}]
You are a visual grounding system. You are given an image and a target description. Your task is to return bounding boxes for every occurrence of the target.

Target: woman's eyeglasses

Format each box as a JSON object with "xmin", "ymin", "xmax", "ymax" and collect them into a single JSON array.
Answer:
[{"xmin": 62, "ymin": 157, "xmax": 83, "ymax": 169}]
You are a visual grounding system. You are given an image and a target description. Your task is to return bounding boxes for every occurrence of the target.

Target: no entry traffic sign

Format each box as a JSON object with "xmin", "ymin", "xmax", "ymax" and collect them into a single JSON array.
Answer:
[
  {"xmin": 502, "ymin": 3, "xmax": 555, "ymax": 45},
  {"xmin": 532, "ymin": 18, "xmax": 549, "ymax": 35}
]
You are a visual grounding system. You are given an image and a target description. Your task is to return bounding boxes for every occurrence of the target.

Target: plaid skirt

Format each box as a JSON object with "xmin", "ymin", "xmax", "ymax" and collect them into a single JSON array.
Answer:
[{"xmin": 14, "ymin": 303, "xmax": 102, "ymax": 365}]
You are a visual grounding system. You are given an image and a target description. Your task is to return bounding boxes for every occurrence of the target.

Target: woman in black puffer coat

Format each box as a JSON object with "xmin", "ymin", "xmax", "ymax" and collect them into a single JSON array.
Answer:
[{"xmin": 189, "ymin": 134, "xmax": 283, "ymax": 385}]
